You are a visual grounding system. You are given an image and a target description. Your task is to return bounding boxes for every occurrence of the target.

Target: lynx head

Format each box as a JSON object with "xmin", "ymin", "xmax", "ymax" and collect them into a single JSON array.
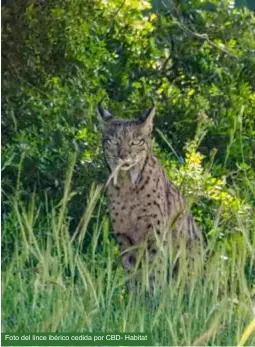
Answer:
[{"xmin": 98, "ymin": 103, "xmax": 156, "ymax": 184}]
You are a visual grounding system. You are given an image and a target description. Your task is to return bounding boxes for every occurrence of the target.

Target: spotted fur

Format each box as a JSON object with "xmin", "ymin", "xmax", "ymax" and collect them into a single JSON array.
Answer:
[{"xmin": 98, "ymin": 104, "xmax": 203, "ymax": 273}]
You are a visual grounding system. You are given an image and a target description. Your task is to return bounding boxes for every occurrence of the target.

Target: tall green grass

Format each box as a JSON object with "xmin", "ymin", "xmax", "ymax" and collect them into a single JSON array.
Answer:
[{"xmin": 2, "ymin": 158, "xmax": 255, "ymax": 346}]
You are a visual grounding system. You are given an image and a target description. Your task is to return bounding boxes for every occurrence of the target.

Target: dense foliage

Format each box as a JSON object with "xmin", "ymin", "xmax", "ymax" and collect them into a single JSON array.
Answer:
[
  {"xmin": 1, "ymin": 0, "xmax": 255, "ymax": 343},
  {"xmin": 2, "ymin": 0, "xmax": 255, "ymax": 201}
]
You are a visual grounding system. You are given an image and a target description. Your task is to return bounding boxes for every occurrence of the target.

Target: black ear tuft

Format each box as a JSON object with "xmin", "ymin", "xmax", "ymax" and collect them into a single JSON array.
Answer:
[
  {"xmin": 97, "ymin": 103, "xmax": 113, "ymax": 121},
  {"xmin": 138, "ymin": 105, "xmax": 156, "ymax": 135},
  {"xmin": 139, "ymin": 104, "xmax": 156, "ymax": 123},
  {"xmin": 140, "ymin": 104, "xmax": 155, "ymax": 122}
]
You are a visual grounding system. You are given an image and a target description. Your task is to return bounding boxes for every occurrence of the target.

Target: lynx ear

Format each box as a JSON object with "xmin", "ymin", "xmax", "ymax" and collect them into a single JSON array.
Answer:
[
  {"xmin": 139, "ymin": 105, "xmax": 156, "ymax": 135},
  {"xmin": 97, "ymin": 103, "xmax": 113, "ymax": 122}
]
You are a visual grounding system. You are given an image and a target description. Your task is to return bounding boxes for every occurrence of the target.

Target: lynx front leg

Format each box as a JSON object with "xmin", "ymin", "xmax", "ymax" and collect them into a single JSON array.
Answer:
[{"xmin": 115, "ymin": 232, "xmax": 137, "ymax": 271}]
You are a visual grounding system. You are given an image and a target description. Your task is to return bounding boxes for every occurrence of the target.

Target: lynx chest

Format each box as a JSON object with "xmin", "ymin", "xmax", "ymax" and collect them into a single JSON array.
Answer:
[{"xmin": 107, "ymin": 156, "xmax": 169, "ymax": 242}]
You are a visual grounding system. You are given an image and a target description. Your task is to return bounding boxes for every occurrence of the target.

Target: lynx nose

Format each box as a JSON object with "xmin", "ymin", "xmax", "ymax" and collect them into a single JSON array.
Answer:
[{"xmin": 119, "ymin": 149, "xmax": 128, "ymax": 160}]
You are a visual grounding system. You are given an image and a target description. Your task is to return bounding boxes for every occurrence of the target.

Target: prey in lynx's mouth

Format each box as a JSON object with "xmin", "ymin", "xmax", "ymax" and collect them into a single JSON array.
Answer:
[{"xmin": 106, "ymin": 159, "xmax": 139, "ymax": 186}]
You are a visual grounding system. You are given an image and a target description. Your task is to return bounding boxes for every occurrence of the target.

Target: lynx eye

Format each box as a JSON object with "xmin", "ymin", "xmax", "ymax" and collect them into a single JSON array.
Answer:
[{"xmin": 130, "ymin": 139, "xmax": 144, "ymax": 146}]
